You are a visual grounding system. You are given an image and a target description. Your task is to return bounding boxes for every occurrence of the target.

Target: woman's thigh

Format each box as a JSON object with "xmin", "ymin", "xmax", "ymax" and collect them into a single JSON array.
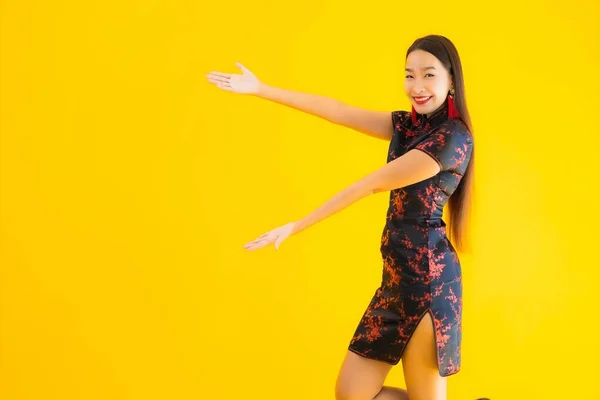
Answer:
[
  {"xmin": 335, "ymin": 350, "xmax": 393, "ymax": 400},
  {"xmin": 401, "ymin": 311, "xmax": 447, "ymax": 400}
]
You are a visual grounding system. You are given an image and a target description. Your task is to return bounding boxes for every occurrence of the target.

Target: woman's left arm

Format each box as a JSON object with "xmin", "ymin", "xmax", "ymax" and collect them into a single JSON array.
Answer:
[
  {"xmin": 244, "ymin": 149, "xmax": 439, "ymax": 251},
  {"xmin": 292, "ymin": 149, "xmax": 440, "ymax": 235}
]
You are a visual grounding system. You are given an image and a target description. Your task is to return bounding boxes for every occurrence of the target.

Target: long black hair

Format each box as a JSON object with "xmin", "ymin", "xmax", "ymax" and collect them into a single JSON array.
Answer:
[{"xmin": 406, "ymin": 35, "xmax": 475, "ymax": 252}]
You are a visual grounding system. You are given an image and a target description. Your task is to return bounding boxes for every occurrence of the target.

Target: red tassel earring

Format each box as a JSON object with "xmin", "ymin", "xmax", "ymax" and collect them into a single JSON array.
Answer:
[
  {"xmin": 448, "ymin": 89, "xmax": 459, "ymax": 119},
  {"xmin": 411, "ymin": 106, "xmax": 417, "ymax": 123}
]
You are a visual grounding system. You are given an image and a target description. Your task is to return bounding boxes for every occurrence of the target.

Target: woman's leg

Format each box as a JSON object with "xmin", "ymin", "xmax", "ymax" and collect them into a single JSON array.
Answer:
[
  {"xmin": 337, "ymin": 311, "xmax": 448, "ymax": 400},
  {"xmin": 335, "ymin": 350, "xmax": 394, "ymax": 400},
  {"xmin": 400, "ymin": 311, "xmax": 447, "ymax": 400},
  {"xmin": 373, "ymin": 386, "xmax": 410, "ymax": 400}
]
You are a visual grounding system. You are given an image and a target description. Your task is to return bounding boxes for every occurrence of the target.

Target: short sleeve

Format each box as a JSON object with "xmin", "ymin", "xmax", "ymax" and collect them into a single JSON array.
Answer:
[
  {"xmin": 414, "ymin": 125, "xmax": 473, "ymax": 171},
  {"xmin": 391, "ymin": 110, "xmax": 412, "ymax": 146},
  {"xmin": 392, "ymin": 110, "xmax": 411, "ymax": 127}
]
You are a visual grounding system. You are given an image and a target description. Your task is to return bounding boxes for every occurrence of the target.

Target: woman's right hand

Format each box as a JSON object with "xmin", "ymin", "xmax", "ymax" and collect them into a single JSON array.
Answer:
[{"xmin": 206, "ymin": 62, "xmax": 262, "ymax": 95}]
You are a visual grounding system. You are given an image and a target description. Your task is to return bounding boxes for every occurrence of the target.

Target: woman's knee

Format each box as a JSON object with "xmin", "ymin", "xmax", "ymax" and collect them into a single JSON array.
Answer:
[
  {"xmin": 335, "ymin": 350, "xmax": 392, "ymax": 400},
  {"xmin": 335, "ymin": 382, "xmax": 381, "ymax": 400}
]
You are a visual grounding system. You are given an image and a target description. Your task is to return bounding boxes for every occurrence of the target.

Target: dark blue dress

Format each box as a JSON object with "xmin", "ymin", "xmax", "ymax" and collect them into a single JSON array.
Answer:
[{"xmin": 348, "ymin": 105, "xmax": 474, "ymax": 377}]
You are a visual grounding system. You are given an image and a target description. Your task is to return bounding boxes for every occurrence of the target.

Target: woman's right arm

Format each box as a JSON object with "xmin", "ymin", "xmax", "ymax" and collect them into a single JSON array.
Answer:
[
  {"xmin": 207, "ymin": 63, "xmax": 394, "ymax": 141},
  {"xmin": 256, "ymin": 84, "xmax": 394, "ymax": 141}
]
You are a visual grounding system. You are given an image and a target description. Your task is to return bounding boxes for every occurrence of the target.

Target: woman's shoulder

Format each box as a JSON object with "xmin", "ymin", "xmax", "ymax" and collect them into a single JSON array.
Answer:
[
  {"xmin": 391, "ymin": 110, "xmax": 412, "ymax": 128},
  {"xmin": 437, "ymin": 118, "xmax": 472, "ymax": 139}
]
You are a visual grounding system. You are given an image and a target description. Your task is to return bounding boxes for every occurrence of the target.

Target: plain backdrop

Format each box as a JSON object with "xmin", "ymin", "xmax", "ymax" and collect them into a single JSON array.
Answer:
[{"xmin": 1, "ymin": 0, "xmax": 599, "ymax": 399}]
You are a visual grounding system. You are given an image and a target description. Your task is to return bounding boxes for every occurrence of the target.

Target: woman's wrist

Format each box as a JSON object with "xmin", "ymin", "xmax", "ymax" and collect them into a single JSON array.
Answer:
[{"xmin": 254, "ymin": 82, "xmax": 272, "ymax": 97}]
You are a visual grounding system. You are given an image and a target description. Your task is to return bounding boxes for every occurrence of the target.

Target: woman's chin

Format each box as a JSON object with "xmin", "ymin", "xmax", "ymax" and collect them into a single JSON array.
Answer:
[{"xmin": 413, "ymin": 104, "xmax": 432, "ymax": 113}]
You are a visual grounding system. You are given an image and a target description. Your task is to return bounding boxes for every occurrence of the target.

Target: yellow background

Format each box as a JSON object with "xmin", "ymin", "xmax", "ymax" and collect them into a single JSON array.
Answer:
[{"xmin": 1, "ymin": 0, "xmax": 599, "ymax": 399}]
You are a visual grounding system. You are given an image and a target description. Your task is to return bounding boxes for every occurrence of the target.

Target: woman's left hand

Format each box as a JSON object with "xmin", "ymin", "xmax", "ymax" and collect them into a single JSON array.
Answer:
[{"xmin": 243, "ymin": 222, "xmax": 298, "ymax": 251}]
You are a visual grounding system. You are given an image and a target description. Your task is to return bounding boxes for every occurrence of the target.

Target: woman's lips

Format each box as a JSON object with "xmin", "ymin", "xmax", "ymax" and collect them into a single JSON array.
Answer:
[{"xmin": 414, "ymin": 96, "xmax": 432, "ymax": 105}]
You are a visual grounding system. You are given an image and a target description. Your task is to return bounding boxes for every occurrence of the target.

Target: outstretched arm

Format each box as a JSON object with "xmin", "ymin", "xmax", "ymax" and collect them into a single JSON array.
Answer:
[
  {"xmin": 257, "ymin": 85, "xmax": 394, "ymax": 141},
  {"xmin": 243, "ymin": 149, "xmax": 440, "ymax": 251},
  {"xmin": 292, "ymin": 149, "xmax": 440, "ymax": 236},
  {"xmin": 206, "ymin": 63, "xmax": 394, "ymax": 141}
]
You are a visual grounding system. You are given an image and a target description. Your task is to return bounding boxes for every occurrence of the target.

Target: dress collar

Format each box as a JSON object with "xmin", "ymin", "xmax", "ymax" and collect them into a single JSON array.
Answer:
[{"xmin": 415, "ymin": 101, "xmax": 449, "ymax": 130}]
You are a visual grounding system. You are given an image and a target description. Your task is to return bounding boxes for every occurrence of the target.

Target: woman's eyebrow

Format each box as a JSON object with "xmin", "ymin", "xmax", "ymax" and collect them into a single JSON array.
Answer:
[{"xmin": 405, "ymin": 66, "xmax": 437, "ymax": 72}]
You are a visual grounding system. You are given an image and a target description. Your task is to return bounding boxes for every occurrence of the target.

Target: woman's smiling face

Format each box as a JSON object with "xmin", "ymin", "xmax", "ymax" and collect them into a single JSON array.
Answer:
[{"xmin": 404, "ymin": 49, "xmax": 453, "ymax": 118}]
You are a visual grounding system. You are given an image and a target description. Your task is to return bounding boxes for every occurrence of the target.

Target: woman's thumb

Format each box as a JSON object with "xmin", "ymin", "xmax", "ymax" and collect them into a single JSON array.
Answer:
[
  {"xmin": 274, "ymin": 236, "xmax": 284, "ymax": 250},
  {"xmin": 236, "ymin": 61, "xmax": 250, "ymax": 74}
]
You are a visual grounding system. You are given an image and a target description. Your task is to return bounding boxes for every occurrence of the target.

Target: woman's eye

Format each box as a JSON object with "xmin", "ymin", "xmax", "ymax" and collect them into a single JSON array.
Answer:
[{"xmin": 425, "ymin": 73, "xmax": 434, "ymax": 77}]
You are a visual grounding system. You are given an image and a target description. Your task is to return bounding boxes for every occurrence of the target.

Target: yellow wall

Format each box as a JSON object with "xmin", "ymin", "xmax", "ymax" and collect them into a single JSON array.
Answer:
[{"xmin": 1, "ymin": 1, "xmax": 598, "ymax": 399}]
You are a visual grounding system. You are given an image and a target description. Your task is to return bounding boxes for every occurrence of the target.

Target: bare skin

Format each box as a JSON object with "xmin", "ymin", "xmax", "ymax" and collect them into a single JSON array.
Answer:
[{"xmin": 335, "ymin": 312, "xmax": 446, "ymax": 400}]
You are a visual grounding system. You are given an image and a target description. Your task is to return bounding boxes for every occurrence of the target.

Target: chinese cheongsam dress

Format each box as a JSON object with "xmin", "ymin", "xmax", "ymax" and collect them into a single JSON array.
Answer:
[{"xmin": 348, "ymin": 104, "xmax": 474, "ymax": 377}]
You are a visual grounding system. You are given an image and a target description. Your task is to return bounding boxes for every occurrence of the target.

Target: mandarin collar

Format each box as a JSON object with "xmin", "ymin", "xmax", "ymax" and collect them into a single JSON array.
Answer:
[{"xmin": 415, "ymin": 102, "xmax": 449, "ymax": 130}]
